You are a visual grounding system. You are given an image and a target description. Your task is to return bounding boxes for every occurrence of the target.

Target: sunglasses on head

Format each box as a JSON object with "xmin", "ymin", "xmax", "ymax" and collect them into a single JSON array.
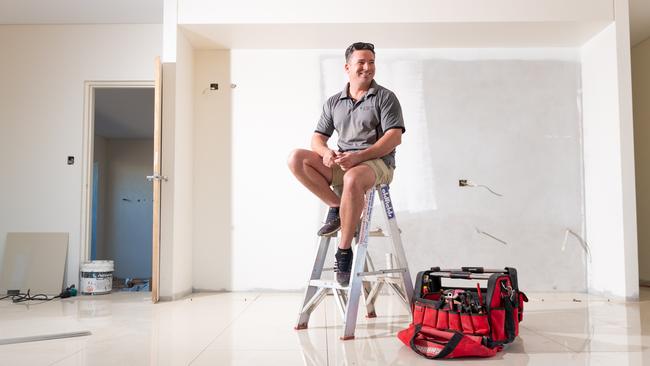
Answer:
[{"xmin": 351, "ymin": 42, "xmax": 374, "ymax": 50}]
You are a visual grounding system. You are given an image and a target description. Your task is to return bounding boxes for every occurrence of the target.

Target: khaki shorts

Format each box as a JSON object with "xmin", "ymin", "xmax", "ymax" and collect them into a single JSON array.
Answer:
[{"xmin": 331, "ymin": 158, "xmax": 394, "ymax": 187}]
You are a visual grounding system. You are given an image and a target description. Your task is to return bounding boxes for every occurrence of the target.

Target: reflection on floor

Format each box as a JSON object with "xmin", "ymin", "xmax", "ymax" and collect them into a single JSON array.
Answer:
[{"xmin": 1, "ymin": 288, "xmax": 650, "ymax": 365}]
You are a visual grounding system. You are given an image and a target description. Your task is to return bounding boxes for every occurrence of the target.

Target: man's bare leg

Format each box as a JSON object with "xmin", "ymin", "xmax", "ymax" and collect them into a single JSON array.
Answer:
[
  {"xmin": 330, "ymin": 165, "xmax": 375, "ymax": 285},
  {"xmin": 287, "ymin": 149, "xmax": 340, "ymax": 207},
  {"xmin": 338, "ymin": 165, "xmax": 376, "ymax": 249}
]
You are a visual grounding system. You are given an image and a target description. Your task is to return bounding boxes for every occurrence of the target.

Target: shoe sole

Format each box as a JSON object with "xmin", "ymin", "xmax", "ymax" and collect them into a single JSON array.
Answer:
[{"xmin": 319, "ymin": 227, "xmax": 341, "ymax": 237}]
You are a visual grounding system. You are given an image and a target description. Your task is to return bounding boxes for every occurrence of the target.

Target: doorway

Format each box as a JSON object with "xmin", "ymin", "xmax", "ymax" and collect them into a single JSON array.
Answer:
[{"xmin": 81, "ymin": 82, "xmax": 155, "ymax": 293}]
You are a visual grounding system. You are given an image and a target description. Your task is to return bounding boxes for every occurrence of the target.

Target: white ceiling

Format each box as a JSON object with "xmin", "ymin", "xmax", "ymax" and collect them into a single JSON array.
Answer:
[
  {"xmin": 0, "ymin": 0, "xmax": 648, "ymax": 45},
  {"xmin": 94, "ymin": 88, "xmax": 154, "ymax": 139},
  {"xmin": 0, "ymin": 0, "xmax": 163, "ymax": 24},
  {"xmin": 182, "ymin": 22, "xmax": 613, "ymax": 49}
]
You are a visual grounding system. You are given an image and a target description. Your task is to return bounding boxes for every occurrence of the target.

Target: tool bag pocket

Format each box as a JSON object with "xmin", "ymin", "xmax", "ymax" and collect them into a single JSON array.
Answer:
[{"xmin": 471, "ymin": 314, "xmax": 490, "ymax": 335}]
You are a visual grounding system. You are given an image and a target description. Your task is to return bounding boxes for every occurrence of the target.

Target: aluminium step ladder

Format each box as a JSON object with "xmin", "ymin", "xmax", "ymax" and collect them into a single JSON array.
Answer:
[{"xmin": 295, "ymin": 184, "xmax": 414, "ymax": 340}]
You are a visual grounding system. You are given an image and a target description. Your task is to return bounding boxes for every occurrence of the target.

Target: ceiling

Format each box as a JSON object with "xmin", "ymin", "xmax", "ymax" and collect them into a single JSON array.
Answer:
[
  {"xmin": 182, "ymin": 22, "xmax": 613, "ymax": 49},
  {"xmin": 0, "ymin": 0, "xmax": 163, "ymax": 24},
  {"xmin": 94, "ymin": 88, "xmax": 154, "ymax": 139},
  {"xmin": 0, "ymin": 0, "xmax": 648, "ymax": 45}
]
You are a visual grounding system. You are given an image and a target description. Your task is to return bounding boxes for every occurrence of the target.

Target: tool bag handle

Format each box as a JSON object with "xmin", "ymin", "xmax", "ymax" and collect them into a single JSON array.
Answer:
[
  {"xmin": 403, "ymin": 324, "xmax": 498, "ymax": 359},
  {"xmin": 409, "ymin": 325, "xmax": 463, "ymax": 359}
]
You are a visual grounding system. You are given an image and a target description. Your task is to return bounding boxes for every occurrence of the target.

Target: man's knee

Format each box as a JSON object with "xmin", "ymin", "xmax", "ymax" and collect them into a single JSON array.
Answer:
[
  {"xmin": 287, "ymin": 149, "xmax": 308, "ymax": 171},
  {"xmin": 342, "ymin": 169, "xmax": 373, "ymax": 192}
]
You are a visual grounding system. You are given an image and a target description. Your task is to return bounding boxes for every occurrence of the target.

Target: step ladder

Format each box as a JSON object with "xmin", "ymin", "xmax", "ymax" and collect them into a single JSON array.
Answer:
[{"xmin": 295, "ymin": 184, "xmax": 414, "ymax": 340}]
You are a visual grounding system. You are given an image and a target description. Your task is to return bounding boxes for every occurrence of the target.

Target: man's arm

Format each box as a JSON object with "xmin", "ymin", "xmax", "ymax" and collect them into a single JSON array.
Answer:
[
  {"xmin": 311, "ymin": 133, "xmax": 338, "ymax": 168},
  {"xmin": 334, "ymin": 129, "xmax": 402, "ymax": 170}
]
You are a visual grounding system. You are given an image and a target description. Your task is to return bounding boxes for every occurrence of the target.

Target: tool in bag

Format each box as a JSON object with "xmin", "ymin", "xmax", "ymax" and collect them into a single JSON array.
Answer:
[{"xmin": 397, "ymin": 266, "xmax": 528, "ymax": 359}]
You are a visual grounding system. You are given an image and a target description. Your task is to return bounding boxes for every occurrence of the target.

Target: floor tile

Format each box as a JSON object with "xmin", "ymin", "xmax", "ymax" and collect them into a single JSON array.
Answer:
[{"xmin": 1, "ymin": 289, "xmax": 650, "ymax": 365}]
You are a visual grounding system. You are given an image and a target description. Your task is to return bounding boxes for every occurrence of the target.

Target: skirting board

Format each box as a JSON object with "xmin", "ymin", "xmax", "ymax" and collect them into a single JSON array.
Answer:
[{"xmin": 0, "ymin": 331, "xmax": 91, "ymax": 345}]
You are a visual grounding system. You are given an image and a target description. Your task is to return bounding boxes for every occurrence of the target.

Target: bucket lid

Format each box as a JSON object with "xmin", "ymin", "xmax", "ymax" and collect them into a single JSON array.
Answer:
[{"xmin": 81, "ymin": 260, "xmax": 114, "ymax": 272}]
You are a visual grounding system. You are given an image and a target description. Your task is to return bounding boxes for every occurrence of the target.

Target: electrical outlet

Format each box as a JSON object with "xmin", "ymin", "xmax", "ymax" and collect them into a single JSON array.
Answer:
[
  {"xmin": 459, "ymin": 179, "xmax": 468, "ymax": 187},
  {"xmin": 7, "ymin": 289, "xmax": 20, "ymax": 295}
]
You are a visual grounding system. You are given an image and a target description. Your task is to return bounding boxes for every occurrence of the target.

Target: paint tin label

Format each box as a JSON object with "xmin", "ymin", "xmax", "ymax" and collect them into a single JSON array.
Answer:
[{"xmin": 80, "ymin": 271, "xmax": 113, "ymax": 295}]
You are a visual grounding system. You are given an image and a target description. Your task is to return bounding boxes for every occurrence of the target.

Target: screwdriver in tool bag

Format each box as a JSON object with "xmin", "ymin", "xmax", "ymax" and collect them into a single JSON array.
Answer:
[{"xmin": 476, "ymin": 283, "xmax": 485, "ymax": 314}]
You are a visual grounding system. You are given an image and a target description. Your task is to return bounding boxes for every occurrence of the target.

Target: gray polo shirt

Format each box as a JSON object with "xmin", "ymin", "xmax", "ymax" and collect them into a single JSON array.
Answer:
[{"xmin": 315, "ymin": 80, "xmax": 405, "ymax": 168}]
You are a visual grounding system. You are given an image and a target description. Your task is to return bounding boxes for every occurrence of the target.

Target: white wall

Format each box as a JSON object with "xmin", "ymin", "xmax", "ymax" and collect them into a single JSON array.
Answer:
[
  {"xmin": 192, "ymin": 50, "xmax": 232, "ymax": 291},
  {"xmin": 159, "ymin": 30, "xmax": 195, "ymax": 300},
  {"xmin": 172, "ymin": 0, "xmax": 639, "ymax": 298},
  {"xmin": 581, "ymin": 1, "xmax": 639, "ymax": 298},
  {"xmin": 102, "ymin": 139, "xmax": 153, "ymax": 279},
  {"xmin": 230, "ymin": 50, "xmax": 324, "ymax": 291},
  {"xmin": 0, "ymin": 25, "xmax": 162, "ymax": 288},
  {"xmin": 190, "ymin": 48, "xmax": 587, "ymax": 292},
  {"xmin": 632, "ymin": 37, "xmax": 650, "ymax": 282}
]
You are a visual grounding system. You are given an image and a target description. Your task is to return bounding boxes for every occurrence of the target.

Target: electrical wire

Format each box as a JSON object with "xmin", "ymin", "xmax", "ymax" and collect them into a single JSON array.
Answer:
[
  {"xmin": 475, "ymin": 184, "xmax": 503, "ymax": 197},
  {"xmin": 9, "ymin": 289, "xmax": 60, "ymax": 303},
  {"xmin": 475, "ymin": 227, "xmax": 508, "ymax": 245},
  {"xmin": 2, "ymin": 286, "xmax": 76, "ymax": 303},
  {"xmin": 460, "ymin": 180, "xmax": 503, "ymax": 197}
]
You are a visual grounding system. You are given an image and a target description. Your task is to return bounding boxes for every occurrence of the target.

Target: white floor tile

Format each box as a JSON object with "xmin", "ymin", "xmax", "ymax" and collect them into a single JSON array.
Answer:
[{"xmin": 1, "ymin": 289, "xmax": 649, "ymax": 365}]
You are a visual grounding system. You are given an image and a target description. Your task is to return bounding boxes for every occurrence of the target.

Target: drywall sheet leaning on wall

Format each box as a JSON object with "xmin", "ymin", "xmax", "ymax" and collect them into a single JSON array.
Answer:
[{"xmin": 0, "ymin": 232, "xmax": 68, "ymax": 295}]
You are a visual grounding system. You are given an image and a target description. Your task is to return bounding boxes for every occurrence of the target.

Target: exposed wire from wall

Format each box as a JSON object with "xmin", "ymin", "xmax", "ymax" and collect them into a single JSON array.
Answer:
[
  {"xmin": 562, "ymin": 228, "xmax": 592, "ymax": 262},
  {"xmin": 459, "ymin": 179, "xmax": 503, "ymax": 197},
  {"xmin": 475, "ymin": 227, "xmax": 507, "ymax": 245}
]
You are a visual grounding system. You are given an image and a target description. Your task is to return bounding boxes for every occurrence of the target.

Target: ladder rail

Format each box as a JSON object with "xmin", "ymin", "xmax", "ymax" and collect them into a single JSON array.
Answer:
[
  {"xmin": 295, "ymin": 184, "xmax": 414, "ymax": 339},
  {"xmin": 341, "ymin": 188, "xmax": 375, "ymax": 340}
]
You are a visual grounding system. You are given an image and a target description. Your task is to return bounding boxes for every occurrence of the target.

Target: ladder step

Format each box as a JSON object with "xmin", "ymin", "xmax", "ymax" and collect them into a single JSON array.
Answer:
[
  {"xmin": 309, "ymin": 279, "xmax": 349, "ymax": 290},
  {"xmin": 358, "ymin": 268, "xmax": 406, "ymax": 277},
  {"xmin": 318, "ymin": 228, "xmax": 399, "ymax": 238},
  {"xmin": 359, "ymin": 276, "xmax": 404, "ymax": 285}
]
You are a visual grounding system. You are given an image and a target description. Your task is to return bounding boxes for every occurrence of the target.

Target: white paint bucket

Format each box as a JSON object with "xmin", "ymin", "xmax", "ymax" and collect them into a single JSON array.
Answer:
[{"xmin": 80, "ymin": 260, "xmax": 114, "ymax": 295}]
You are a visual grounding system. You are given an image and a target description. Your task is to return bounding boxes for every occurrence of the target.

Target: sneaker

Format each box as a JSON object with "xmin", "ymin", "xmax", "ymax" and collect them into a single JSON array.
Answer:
[
  {"xmin": 334, "ymin": 248, "xmax": 353, "ymax": 286},
  {"xmin": 318, "ymin": 207, "xmax": 341, "ymax": 236}
]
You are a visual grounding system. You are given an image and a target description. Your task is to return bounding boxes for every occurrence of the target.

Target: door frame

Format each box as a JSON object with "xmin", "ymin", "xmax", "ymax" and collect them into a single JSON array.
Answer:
[{"xmin": 80, "ymin": 80, "xmax": 156, "ymax": 297}]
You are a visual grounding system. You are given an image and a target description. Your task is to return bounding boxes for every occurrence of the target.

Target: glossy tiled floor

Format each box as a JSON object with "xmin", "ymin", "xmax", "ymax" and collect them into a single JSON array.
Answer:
[{"xmin": 1, "ymin": 288, "xmax": 650, "ymax": 365}]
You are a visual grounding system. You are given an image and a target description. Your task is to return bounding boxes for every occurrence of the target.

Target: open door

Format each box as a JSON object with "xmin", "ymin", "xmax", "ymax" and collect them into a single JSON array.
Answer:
[{"xmin": 148, "ymin": 57, "xmax": 164, "ymax": 303}]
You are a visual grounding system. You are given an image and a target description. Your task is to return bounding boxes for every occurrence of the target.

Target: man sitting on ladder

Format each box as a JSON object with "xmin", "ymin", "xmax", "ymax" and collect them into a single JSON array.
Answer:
[{"xmin": 288, "ymin": 41, "xmax": 405, "ymax": 286}]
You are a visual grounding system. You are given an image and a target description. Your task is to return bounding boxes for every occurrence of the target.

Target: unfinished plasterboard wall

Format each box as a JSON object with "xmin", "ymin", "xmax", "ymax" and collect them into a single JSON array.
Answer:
[
  {"xmin": 0, "ymin": 25, "xmax": 162, "ymax": 288},
  {"xmin": 190, "ymin": 48, "xmax": 586, "ymax": 292},
  {"xmin": 170, "ymin": 0, "xmax": 638, "ymax": 297}
]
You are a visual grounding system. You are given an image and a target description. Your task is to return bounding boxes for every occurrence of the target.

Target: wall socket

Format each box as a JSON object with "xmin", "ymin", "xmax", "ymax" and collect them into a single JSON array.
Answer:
[{"xmin": 459, "ymin": 179, "xmax": 469, "ymax": 187}]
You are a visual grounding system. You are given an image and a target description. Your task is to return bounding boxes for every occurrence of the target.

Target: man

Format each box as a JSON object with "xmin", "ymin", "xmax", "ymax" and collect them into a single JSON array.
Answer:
[{"xmin": 287, "ymin": 42, "xmax": 405, "ymax": 285}]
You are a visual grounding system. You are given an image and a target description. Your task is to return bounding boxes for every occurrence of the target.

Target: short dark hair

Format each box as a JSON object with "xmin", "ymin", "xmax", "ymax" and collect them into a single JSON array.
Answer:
[{"xmin": 345, "ymin": 42, "xmax": 375, "ymax": 62}]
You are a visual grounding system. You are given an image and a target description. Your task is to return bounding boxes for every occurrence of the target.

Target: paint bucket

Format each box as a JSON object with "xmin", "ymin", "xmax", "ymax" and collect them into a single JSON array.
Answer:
[{"xmin": 80, "ymin": 260, "xmax": 114, "ymax": 295}]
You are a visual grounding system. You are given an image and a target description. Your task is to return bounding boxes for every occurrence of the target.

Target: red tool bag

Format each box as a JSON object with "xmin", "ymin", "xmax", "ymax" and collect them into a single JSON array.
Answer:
[{"xmin": 398, "ymin": 266, "xmax": 528, "ymax": 359}]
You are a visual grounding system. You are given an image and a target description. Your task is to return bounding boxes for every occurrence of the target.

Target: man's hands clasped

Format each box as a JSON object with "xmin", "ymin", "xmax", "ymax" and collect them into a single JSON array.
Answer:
[{"xmin": 322, "ymin": 149, "xmax": 362, "ymax": 171}]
